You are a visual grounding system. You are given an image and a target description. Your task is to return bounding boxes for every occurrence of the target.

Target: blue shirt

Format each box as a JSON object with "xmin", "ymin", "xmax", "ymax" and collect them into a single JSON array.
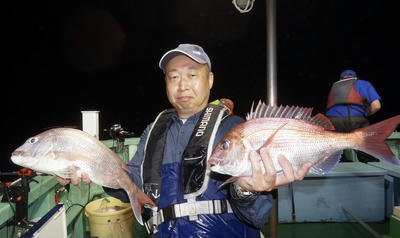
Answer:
[
  {"xmin": 326, "ymin": 79, "xmax": 381, "ymax": 117},
  {"xmin": 106, "ymin": 108, "xmax": 273, "ymax": 238}
]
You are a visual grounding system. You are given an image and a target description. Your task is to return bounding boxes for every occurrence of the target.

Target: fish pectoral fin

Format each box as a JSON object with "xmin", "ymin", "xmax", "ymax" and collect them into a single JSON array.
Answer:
[
  {"xmin": 54, "ymin": 168, "xmax": 74, "ymax": 179},
  {"xmin": 258, "ymin": 122, "xmax": 288, "ymax": 152},
  {"xmin": 121, "ymin": 163, "xmax": 131, "ymax": 173},
  {"xmin": 219, "ymin": 176, "xmax": 239, "ymax": 189}
]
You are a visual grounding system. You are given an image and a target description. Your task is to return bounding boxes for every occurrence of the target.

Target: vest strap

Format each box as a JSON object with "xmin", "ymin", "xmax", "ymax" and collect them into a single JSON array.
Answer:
[
  {"xmin": 144, "ymin": 200, "xmax": 233, "ymax": 234},
  {"xmin": 326, "ymin": 78, "xmax": 366, "ymax": 110},
  {"xmin": 142, "ymin": 102, "xmax": 230, "ymax": 205},
  {"xmin": 142, "ymin": 109, "xmax": 174, "ymax": 204}
]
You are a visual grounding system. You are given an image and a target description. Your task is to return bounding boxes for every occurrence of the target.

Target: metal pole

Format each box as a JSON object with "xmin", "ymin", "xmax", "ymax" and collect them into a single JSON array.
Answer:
[
  {"xmin": 266, "ymin": 0, "xmax": 279, "ymax": 237},
  {"xmin": 266, "ymin": 0, "xmax": 277, "ymax": 106},
  {"xmin": 267, "ymin": 190, "xmax": 278, "ymax": 238},
  {"xmin": 289, "ymin": 183, "xmax": 296, "ymax": 223},
  {"xmin": 342, "ymin": 206, "xmax": 382, "ymax": 238}
]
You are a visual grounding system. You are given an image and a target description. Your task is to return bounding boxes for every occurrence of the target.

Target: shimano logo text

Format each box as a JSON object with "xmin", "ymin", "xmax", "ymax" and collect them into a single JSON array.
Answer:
[{"xmin": 196, "ymin": 107, "xmax": 213, "ymax": 136}]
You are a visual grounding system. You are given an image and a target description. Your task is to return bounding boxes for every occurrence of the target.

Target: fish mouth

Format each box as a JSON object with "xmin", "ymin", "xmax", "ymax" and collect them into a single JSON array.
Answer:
[
  {"xmin": 12, "ymin": 151, "xmax": 23, "ymax": 157},
  {"xmin": 208, "ymin": 157, "xmax": 225, "ymax": 166},
  {"xmin": 10, "ymin": 155, "xmax": 20, "ymax": 164},
  {"xmin": 208, "ymin": 157, "xmax": 218, "ymax": 165},
  {"xmin": 11, "ymin": 151, "xmax": 24, "ymax": 165}
]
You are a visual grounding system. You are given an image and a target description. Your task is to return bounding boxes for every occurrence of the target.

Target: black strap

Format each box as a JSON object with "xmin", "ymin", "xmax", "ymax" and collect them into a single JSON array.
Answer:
[
  {"xmin": 347, "ymin": 104, "xmax": 352, "ymax": 125},
  {"xmin": 181, "ymin": 104, "xmax": 228, "ymax": 195},
  {"xmin": 161, "ymin": 204, "xmax": 177, "ymax": 222},
  {"xmin": 143, "ymin": 109, "xmax": 174, "ymax": 204},
  {"xmin": 143, "ymin": 103, "xmax": 228, "ymax": 204}
]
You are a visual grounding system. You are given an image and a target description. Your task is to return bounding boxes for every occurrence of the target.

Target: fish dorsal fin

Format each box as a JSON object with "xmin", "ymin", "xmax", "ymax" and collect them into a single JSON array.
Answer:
[
  {"xmin": 246, "ymin": 101, "xmax": 313, "ymax": 120},
  {"xmin": 246, "ymin": 101, "xmax": 334, "ymax": 130},
  {"xmin": 309, "ymin": 113, "xmax": 336, "ymax": 130}
]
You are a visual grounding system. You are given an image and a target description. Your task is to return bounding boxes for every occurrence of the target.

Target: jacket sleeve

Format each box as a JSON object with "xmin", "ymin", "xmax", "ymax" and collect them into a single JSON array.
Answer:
[
  {"xmin": 229, "ymin": 186, "xmax": 274, "ymax": 228},
  {"xmin": 103, "ymin": 124, "xmax": 152, "ymax": 202}
]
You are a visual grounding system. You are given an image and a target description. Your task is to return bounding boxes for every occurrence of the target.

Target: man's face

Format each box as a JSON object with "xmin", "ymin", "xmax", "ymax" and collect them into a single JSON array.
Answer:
[{"xmin": 165, "ymin": 55, "xmax": 213, "ymax": 119}]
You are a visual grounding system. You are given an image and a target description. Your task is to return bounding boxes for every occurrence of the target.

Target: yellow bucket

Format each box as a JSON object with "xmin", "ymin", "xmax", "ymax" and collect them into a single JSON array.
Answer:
[{"xmin": 85, "ymin": 197, "xmax": 133, "ymax": 238}]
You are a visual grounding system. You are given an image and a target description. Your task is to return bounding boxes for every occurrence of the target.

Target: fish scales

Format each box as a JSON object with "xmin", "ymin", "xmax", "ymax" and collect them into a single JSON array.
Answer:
[
  {"xmin": 224, "ymin": 118, "xmax": 355, "ymax": 174},
  {"xmin": 208, "ymin": 101, "xmax": 400, "ymax": 179},
  {"xmin": 11, "ymin": 128, "xmax": 154, "ymax": 225}
]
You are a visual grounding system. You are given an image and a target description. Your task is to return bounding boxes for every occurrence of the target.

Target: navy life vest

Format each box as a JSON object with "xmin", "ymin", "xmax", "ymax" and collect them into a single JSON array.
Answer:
[
  {"xmin": 326, "ymin": 78, "xmax": 368, "ymax": 110},
  {"xmin": 142, "ymin": 102, "xmax": 230, "ymax": 204}
]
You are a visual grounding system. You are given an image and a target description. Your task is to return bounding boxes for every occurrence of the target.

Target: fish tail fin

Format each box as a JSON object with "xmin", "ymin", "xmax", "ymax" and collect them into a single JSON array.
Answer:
[
  {"xmin": 356, "ymin": 115, "xmax": 400, "ymax": 166},
  {"xmin": 126, "ymin": 181, "xmax": 155, "ymax": 226}
]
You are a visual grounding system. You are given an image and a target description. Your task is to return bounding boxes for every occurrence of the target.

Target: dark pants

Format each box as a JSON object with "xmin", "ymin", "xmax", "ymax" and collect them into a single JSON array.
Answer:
[
  {"xmin": 328, "ymin": 116, "xmax": 379, "ymax": 163},
  {"xmin": 328, "ymin": 116, "xmax": 369, "ymax": 132}
]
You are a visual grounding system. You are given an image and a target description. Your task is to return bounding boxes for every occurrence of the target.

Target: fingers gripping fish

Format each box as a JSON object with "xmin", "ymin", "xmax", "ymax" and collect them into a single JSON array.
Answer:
[{"xmin": 221, "ymin": 121, "xmax": 289, "ymax": 186}]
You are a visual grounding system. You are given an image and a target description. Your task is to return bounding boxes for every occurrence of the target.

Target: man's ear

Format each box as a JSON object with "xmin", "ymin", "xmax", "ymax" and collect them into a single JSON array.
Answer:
[{"xmin": 208, "ymin": 72, "xmax": 214, "ymax": 89}]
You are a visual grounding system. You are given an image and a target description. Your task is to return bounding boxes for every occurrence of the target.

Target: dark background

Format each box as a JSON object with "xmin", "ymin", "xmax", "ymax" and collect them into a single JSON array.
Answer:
[{"xmin": 1, "ymin": 0, "xmax": 399, "ymax": 175}]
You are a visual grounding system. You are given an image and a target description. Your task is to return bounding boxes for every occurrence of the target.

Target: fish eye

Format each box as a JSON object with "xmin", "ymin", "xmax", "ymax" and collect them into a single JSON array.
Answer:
[
  {"xmin": 220, "ymin": 139, "xmax": 230, "ymax": 150},
  {"xmin": 28, "ymin": 137, "xmax": 39, "ymax": 144}
]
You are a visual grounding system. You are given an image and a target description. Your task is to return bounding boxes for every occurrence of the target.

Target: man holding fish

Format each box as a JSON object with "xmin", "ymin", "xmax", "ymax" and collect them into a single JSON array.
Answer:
[
  {"xmin": 13, "ymin": 43, "xmax": 400, "ymax": 237},
  {"xmin": 56, "ymin": 43, "xmax": 312, "ymax": 237}
]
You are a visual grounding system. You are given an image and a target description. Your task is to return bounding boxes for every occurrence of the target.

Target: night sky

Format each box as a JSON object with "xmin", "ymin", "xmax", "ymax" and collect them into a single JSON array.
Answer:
[{"xmin": 1, "ymin": 0, "xmax": 399, "ymax": 174}]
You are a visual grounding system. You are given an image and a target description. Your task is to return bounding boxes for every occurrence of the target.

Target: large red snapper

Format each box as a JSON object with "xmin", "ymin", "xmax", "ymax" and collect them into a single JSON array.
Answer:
[
  {"xmin": 208, "ymin": 101, "xmax": 400, "ymax": 178},
  {"xmin": 10, "ymin": 128, "xmax": 155, "ymax": 225}
]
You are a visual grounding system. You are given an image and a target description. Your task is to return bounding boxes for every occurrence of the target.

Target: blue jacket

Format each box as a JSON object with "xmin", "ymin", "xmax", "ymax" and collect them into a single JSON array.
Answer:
[
  {"xmin": 106, "ymin": 108, "xmax": 273, "ymax": 238},
  {"xmin": 326, "ymin": 79, "xmax": 381, "ymax": 117}
]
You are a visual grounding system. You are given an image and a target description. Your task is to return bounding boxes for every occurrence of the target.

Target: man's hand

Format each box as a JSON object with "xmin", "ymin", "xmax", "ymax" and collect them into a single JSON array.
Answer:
[
  {"xmin": 235, "ymin": 148, "xmax": 312, "ymax": 192},
  {"xmin": 368, "ymin": 99, "xmax": 381, "ymax": 116},
  {"xmin": 56, "ymin": 166, "xmax": 91, "ymax": 186}
]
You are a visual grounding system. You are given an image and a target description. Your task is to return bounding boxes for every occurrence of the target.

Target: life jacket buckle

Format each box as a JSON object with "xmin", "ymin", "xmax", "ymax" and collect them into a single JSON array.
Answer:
[{"xmin": 186, "ymin": 199, "xmax": 198, "ymax": 221}]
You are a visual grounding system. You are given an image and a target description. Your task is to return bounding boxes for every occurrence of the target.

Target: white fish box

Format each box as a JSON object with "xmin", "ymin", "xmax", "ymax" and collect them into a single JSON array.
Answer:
[
  {"xmin": 23, "ymin": 204, "xmax": 67, "ymax": 238},
  {"xmin": 81, "ymin": 111, "xmax": 100, "ymax": 139}
]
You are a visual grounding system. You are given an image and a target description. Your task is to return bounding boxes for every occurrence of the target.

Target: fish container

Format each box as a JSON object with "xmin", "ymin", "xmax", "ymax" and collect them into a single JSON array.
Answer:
[{"xmin": 85, "ymin": 197, "xmax": 133, "ymax": 238}]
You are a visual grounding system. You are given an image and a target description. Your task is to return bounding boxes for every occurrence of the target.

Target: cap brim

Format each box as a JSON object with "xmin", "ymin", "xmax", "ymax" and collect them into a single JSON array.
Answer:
[{"xmin": 159, "ymin": 49, "xmax": 207, "ymax": 72}]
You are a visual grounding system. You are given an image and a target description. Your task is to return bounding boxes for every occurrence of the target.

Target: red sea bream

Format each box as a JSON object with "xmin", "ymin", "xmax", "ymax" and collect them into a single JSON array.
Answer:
[
  {"xmin": 208, "ymin": 101, "xmax": 400, "ymax": 177},
  {"xmin": 11, "ymin": 128, "xmax": 155, "ymax": 225}
]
